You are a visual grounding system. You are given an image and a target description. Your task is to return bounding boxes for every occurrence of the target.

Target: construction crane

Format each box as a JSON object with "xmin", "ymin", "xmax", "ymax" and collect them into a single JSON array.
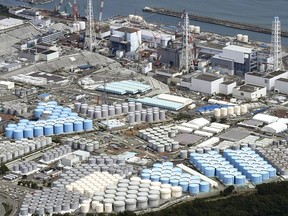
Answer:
[
  {"xmin": 54, "ymin": 0, "xmax": 64, "ymax": 14},
  {"xmin": 72, "ymin": 0, "xmax": 80, "ymax": 22},
  {"xmin": 98, "ymin": 0, "xmax": 104, "ymax": 22}
]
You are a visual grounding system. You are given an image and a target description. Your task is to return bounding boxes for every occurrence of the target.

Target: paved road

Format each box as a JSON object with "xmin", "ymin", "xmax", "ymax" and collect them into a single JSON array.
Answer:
[{"xmin": 0, "ymin": 203, "xmax": 5, "ymax": 216}]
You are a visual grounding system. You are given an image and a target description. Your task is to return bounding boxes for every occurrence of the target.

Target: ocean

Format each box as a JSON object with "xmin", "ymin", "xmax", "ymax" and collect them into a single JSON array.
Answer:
[{"xmin": 1, "ymin": 0, "xmax": 288, "ymax": 45}]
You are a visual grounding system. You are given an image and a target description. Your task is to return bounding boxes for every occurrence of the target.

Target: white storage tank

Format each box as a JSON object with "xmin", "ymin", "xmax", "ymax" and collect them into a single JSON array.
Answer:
[
  {"xmin": 220, "ymin": 107, "xmax": 228, "ymax": 117},
  {"xmin": 189, "ymin": 25, "xmax": 195, "ymax": 33},
  {"xmin": 194, "ymin": 26, "xmax": 200, "ymax": 33},
  {"xmin": 79, "ymin": 21, "xmax": 86, "ymax": 30},
  {"xmin": 236, "ymin": 34, "xmax": 243, "ymax": 41},
  {"xmin": 240, "ymin": 104, "xmax": 248, "ymax": 114},
  {"xmin": 242, "ymin": 35, "xmax": 249, "ymax": 43},
  {"xmin": 214, "ymin": 108, "xmax": 221, "ymax": 118},
  {"xmin": 227, "ymin": 106, "xmax": 234, "ymax": 115},
  {"xmin": 234, "ymin": 105, "xmax": 241, "ymax": 115}
]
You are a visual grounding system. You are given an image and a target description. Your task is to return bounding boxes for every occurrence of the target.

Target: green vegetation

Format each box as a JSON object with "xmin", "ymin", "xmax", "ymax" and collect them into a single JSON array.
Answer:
[
  {"xmin": 0, "ymin": 164, "xmax": 9, "ymax": 175},
  {"xmin": 174, "ymin": 113, "xmax": 192, "ymax": 121},
  {"xmin": 2, "ymin": 202, "xmax": 12, "ymax": 216},
  {"xmin": 18, "ymin": 180, "xmax": 42, "ymax": 189}
]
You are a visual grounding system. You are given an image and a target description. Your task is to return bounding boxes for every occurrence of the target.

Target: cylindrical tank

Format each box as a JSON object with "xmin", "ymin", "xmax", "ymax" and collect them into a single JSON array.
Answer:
[
  {"xmin": 148, "ymin": 195, "xmax": 159, "ymax": 207},
  {"xmin": 240, "ymin": 104, "xmax": 248, "ymax": 114},
  {"xmin": 102, "ymin": 110, "xmax": 108, "ymax": 118},
  {"xmin": 34, "ymin": 127, "xmax": 44, "ymax": 137},
  {"xmin": 79, "ymin": 21, "xmax": 86, "ymax": 30},
  {"xmin": 242, "ymin": 35, "xmax": 249, "ymax": 43},
  {"xmin": 128, "ymin": 113, "xmax": 135, "ymax": 124},
  {"xmin": 135, "ymin": 112, "xmax": 141, "ymax": 122},
  {"xmin": 214, "ymin": 108, "xmax": 221, "ymax": 117},
  {"xmin": 136, "ymin": 197, "xmax": 148, "ymax": 209},
  {"xmin": 236, "ymin": 34, "xmax": 243, "ymax": 41},
  {"xmin": 228, "ymin": 106, "xmax": 234, "ymax": 115},
  {"xmin": 147, "ymin": 112, "xmax": 153, "ymax": 123},
  {"xmin": 153, "ymin": 111, "xmax": 160, "ymax": 122},
  {"xmin": 63, "ymin": 122, "xmax": 73, "ymax": 133},
  {"xmin": 73, "ymin": 121, "xmax": 84, "ymax": 132},
  {"xmin": 24, "ymin": 128, "xmax": 34, "ymax": 138},
  {"xmin": 194, "ymin": 26, "xmax": 200, "ymax": 33},
  {"xmin": 13, "ymin": 129, "xmax": 24, "ymax": 140},
  {"xmin": 113, "ymin": 201, "xmax": 125, "ymax": 213},
  {"xmin": 180, "ymin": 150, "xmax": 188, "ymax": 159},
  {"xmin": 43, "ymin": 125, "xmax": 53, "ymax": 136},
  {"xmin": 159, "ymin": 110, "xmax": 165, "ymax": 121},
  {"xmin": 234, "ymin": 105, "xmax": 241, "ymax": 115},
  {"xmin": 54, "ymin": 124, "xmax": 64, "ymax": 135},
  {"xmin": 94, "ymin": 111, "xmax": 102, "ymax": 119},
  {"xmin": 220, "ymin": 107, "xmax": 228, "ymax": 117},
  {"xmin": 199, "ymin": 181, "xmax": 210, "ymax": 192},
  {"xmin": 188, "ymin": 184, "xmax": 199, "ymax": 195},
  {"xmin": 83, "ymin": 119, "xmax": 93, "ymax": 130},
  {"xmin": 128, "ymin": 102, "xmax": 135, "ymax": 112},
  {"xmin": 135, "ymin": 103, "xmax": 142, "ymax": 111},
  {"xmin": 108, "ymin": 107, "xmax": 115, "ymax": 116}
]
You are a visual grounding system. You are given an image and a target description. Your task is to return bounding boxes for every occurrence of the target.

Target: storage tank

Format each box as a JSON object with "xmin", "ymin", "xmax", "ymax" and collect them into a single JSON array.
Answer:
[
  {"xmin": 102, "ymin": 110, "xmax": 108, "ymax": 118},
  {"xmin": 135, "ymin": 103, "xmax": 142, "ymax": 111},
  {"xmin": 128, "ymin": 102, "xmax": 135, "ymax": 112},
  {"xmin": 242, "ymin": 35, "xmax": 249, "ymax": 43},
  {"xmin": 159, "ymin": 110, "xmax": 165, "ymax": 121},
  {"xmin": 24, "ymin": 128, "xmax": 34, "ymax": 138},
  {"xmin": 153, "ymin": 111, "xmax": 160, "ymax": 122},
  {"xmin": 199, "ymin": 181, "xmax": 210, "ymax": 192},
  {"xmin": 220, "ymin": 107, "xmax": 228, "ymax": 117},
  {"xmin": 43, "ymin": 125, "xmax": 53, "ymax": 136},
  {"xmin": 194, "ymin": 26, "xmax": 200, "ymax": 33},
  {"xmin": 63, "ymin": 122, "xmax": 73, "ymax": 133},
  {"xmin": 128, "ymin": 113, "xmax": 135, "ymax": 124},
  {"xmin": 13, "ymin": 129, "xmax": 23, "ymax": 140},
  {"xmin": 113, "ymin": 201, "xmax": 125, "ymax": 213},
  {"xmin": 240, "ymin": 104, "xmax": 248, "ymax": 114},
  {"xmin": 135, "ymin": 112, "xmax": 141, "ymax": 122},
  {"xmin": 94, "ymin": 111, "xmax": 102, "ymax": 119},
  {"xmin": 115, "ymin": 106, "xmax": 122, "ymax": 115},
  {"xmin": 73, "ymin": 121, "xmax": 84, "ymax": 132},
  {"xmin": 54, "ymin": 124, "xmax": 64, "ymax": 135},
  {"xmin": 83, "ymin": 119, "xmax": 93, "ymax": 130},
  {"xmin": 34, "ymin": 127, "xmax": 44, "ymax": 137},
  {"xmin": 236, "ymin": 34, "xmax": 243, "ymax": 41},
  {"xmin": 141, "ymin": 111, "xmax": 147, "ymax": 121},
  {"xmin": 234, "ymin": 105, "xmax": 241, "ymax": 115},
  {"xmin": 34, "ymin": 109, "xmax": 44, "ymax": 118},
  {"xmin": 136, "ymin": 197, "xmax": 148, "ymax": 209},
  {"xmin": 228, "ymin": 106, "xmax": 234, "ymax": 115},
  {"xmin": 79, "ymin": 21, "xmax": 86, "ymax": 30},
  {"xmin": 108, "ymin": 107, "xmax": 115, "ymax": 116},
  {"xmin": 180, "ymin": 150, "xmax": 188, "ymax": 159},
  {"xmin": 188, "ymin": 184, "xmax": 199, "ymax": 195}
]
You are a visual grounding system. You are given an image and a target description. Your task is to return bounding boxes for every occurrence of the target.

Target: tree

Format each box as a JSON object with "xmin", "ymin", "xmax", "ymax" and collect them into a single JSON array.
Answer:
[{"xmin": 0, "ymin": 163, "xmax": 9, "ymax": 175}]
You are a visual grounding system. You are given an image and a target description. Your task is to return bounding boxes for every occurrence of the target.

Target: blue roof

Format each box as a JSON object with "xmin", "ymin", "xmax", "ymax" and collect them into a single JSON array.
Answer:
[
  {"xmin": 196, "ymin": 104, "xmax": 233, "ymax": 113},
  {"xmin": 39, "ymin": 93, "xmax": 50, "ymax": 98}
]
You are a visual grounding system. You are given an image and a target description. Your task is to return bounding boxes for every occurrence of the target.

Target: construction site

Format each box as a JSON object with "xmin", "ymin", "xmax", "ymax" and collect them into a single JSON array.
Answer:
[{"xmin": 0, "ymin": 0, "xmax": 288, "ymax": 215}]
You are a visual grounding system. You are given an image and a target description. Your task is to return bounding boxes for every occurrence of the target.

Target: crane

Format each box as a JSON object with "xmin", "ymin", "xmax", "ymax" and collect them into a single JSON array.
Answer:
[
  {"xmin": 72, "ymin": 0, "xmax": 80, "ymax": 22},
  {"xmin": 54, "ymin": 0, "xmax": 64, "ymax": 14},
  {"xmin": 98, "ymin": 0, "xmax": 105, "ymax": 22}
]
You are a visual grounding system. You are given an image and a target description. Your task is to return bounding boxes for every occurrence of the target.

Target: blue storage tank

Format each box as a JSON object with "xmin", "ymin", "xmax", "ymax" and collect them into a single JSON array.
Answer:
[
  {"xmin": 19, "ymin": 119, "xmax": 29, "ymax": 124},
  {"xmin": 141, "ymin": 169, "xmax": 152, "ymax": 174},
  {"xmin": 204, "ymin": 167, "xmax": 215, "ymax": 177},
  {"xmin": 169, "ymin": 179, "xmax": 179, "ymax": 186},
  {"xmin": 64, "ymin": 122, "xmax": 73, "ymax": 133},
  {"xmin": 44, "ymin": 125, "xmax": 54, "ymax": 136},
  {"xmin": 235, "ymin": 175, "xmax": 246, "ymax": 185},
  {"xmin": 181, "ymin": 173, "xmax": 192, "ymax": 178},
  {"xmin": 61, "ymin": 111, "xmax": 70, "ymax": 115},
  {"xmin": 54, "ymin": 124, "xmax": 64, "ymax": 135},
  {"xmin": 251, "ymin": 174, "xmax": 262, "ymax": 184},
  {"xmin": 7, "ymin": 124, "xmax": 17, "ymax": 128},
  {"xmin": 141, "ymin": 173, "xmax": 150, "ymax": 180},
  {"xmin": 5, "ymin": 128, "xmax": 14, "ymax": 138},
  {"xmin": 150, "ymin": 175, "xmax": 160, "ymax": 182},
  {"xmin": 199, "ymin": 181, "xmax": 210, "ymax": 192},
  {"xmin": 62, "ymin": 108, "xmax": 72, "ymax": 112},
  {"xmin": 162, "ymin": 169, "xmax": 172, "ymax": 175},
  {"xmin": 153, "ymin": 163, "xmax": 163, "ymax": 168},
  {"xmin": 161, "ymin": 174, "xmax": 171, "ymax": 179},
  {"xmin": 68, "ymin": 112, "xmax": 78, "ymax": 117},
  {"xmin": 34, "ymin": 127, "xmax": 44, "ymax": 137},
  {"xmin": 34, "ymin": 109, "xmax": 44, "ymax": 118},
  {"xmin": 268, "ymin": 168, "xmax": 277, "ymax": 178},
  {"xmin": 190, "ymin": 175, "xmax": 201, "ymax": 181},
  {"xmin": 223, "ymin": 174, "xmax": 234, "ymax": 185},
  {"xmin": 160, "ymin": 177, "xmax": 170, "ymax": 184},
  {"xmin": 179, "ymin": 181, "xmax": 189, "ymax": 192},
  {"xmin": 49, "ymin": 116, "xmax": 58, "ymax": 120},
  {"xmin": 18, "ymin": 122, "xmax": 28, "ymax": 127},
  {"xmin": 188, "ymin": 184, "xmax": 199, "ymax": 195},
  {"xmin": 47, "ymin": 101, "xmax": 58, "ymax": 106},
  {"xmin": 73, "ymin": 121, "xmax": 83, "ymax": 132},
  {"xmin": 24, "ymin": 128, "xmax": 34, "ymax": 138},
  {"xmin": 55, "ymin": 106, "xmax": 63, "ymax": 110},
  {"xmin": 83, "ymin": 119, "xmax": 93, "ymax": 130},
  {"xmin": 59, "ymin": 114, "xmax": 68, "ymax": 118},
  {"xmin": 13, "ymin": 129, "xmax": 24, "ymax": 140},
  {"xmin": 261, "ymin": 171, "xmax": 269, "ymax": 181},
  {"xmin": 36, "ymin": 105, "xmax": 46, "ymax": 109},
  {"xmin": 163, "ymin": 161, "xmax": 174, "ymax": 168}
]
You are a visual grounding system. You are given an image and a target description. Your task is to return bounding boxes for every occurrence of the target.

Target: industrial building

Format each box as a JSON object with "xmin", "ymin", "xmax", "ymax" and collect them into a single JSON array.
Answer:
[
  {"xmin": 61, "ymin": 154, "xmax": 80, "ymax": 167},
  {"xmin": 1, "ymin": 63, "xmax": 22, "ymax": 72},
  {"xmin": 232, "ymin": 84, "xmax": 266, "ymax": 100},
  {"xmin": 219, "ymin": 81, "xmax": 237, "ymax": 95},
  {"xmin": 0, "ymin": 18, "xmax": 24, "ymax": 30},
  {"xmin": 158, "ymin": 47, "xmax": 182, "ymax": 69},
  {"xmin": 110, "ymin": 27, "xmax": 141, "ymax": 53},
  {"xmin": 0, "ymin": 81, "xmax": 15, "ymax": 90},
  {"xmin": 245, "ymin": 71, "xmax": 288, "ymax": 91},
  {"xmin": 141, "ymin": 29, "xmax": 175, "ymax": 48},
  {"xmin": 39, "ymin": 31, "xmax": 64, "ymax": 44},
  {"xmin": 211, "ymin": 45, "xmax": 258, "ymax": 76},
  {"xmin": 181, "ymin": 73, "xmax": 224, "ymax": 95},
  {"xmin": 275, "ymin": 78, "xmax": 288, "ymax": 95}
]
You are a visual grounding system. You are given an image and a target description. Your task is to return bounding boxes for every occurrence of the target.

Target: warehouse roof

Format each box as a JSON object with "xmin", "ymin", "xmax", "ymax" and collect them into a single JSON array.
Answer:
[{"xmin": 194, "ymin": 74, "xmax": 222, "ymax": 82}]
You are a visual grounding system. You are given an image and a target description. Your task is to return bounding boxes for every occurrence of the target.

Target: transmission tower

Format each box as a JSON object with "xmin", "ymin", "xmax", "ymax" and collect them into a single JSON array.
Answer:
[
  {"xmin": 84, "ymin": 0, "xmax": 96, "ymax": 52},
  {"xmin": 271, "ymin": 16, "xmax": 282, "ymax": 71},
  {"xmin": 180, "ymin": 12, "xmax": 192, "ymax": 73}
]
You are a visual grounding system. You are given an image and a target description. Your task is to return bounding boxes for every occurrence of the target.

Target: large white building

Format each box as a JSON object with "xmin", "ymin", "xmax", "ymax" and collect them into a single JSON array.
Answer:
[
  {"xmin": 110, "ymin": 27, "xmax": 141, "ymax": 52},
  {"xmin": 181, "ymin": 73, "xmax": 224, "ymax": 95},
  {"xmin": 219, "ymin": 81, "xmax": 237, "ymax": 95},
  {"xmin": 211, "ymin": 45, "xmax": 257, "ymax": 76},
  {"xmin": 245, "ymin": 71, "xmax": 288, "ymax": 91},
  {"xmin": 275, "ymin": 78, "xmax": 288, "ymax": 95},
  {"xmin": 232, "ymin": 84, "xmax": 266, "ymax": 100}
]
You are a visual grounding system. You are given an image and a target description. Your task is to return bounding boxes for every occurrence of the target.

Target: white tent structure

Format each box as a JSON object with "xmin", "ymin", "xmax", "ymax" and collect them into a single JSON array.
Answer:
[
  {"xmin": 262, "ymin": 122, "xmax": 287, "ymax": 133},
  {"xmin": 253, "ymin": 113, "xmax": 279, "ymax": 124}
]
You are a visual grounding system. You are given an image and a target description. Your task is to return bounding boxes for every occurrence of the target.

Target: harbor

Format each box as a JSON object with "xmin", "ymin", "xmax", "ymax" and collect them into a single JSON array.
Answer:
[{"xmin": 143, "ymin": 7, "xmax": 288, "ymax": 38}]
